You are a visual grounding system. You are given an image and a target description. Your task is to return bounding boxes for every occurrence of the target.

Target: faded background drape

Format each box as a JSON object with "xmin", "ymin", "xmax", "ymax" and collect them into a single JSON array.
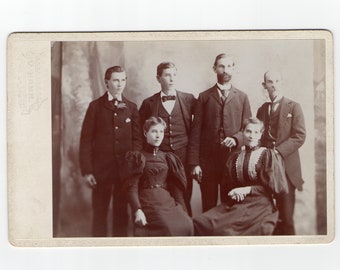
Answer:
[{"xmin": 51, "ymin": 40, "xmax": 326, "ymax": 237}]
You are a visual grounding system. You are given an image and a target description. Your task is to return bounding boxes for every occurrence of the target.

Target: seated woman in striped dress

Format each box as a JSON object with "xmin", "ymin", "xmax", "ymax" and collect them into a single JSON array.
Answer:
[{"xmin": 193, "ymin": 117, "xmax": 288, "ymax": 236}]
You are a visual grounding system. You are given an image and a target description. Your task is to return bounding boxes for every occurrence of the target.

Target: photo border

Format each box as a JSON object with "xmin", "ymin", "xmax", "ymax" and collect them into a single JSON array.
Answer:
[{"xmin": 7, "ymin": 30, "xmax": 334, "ymax": 247}]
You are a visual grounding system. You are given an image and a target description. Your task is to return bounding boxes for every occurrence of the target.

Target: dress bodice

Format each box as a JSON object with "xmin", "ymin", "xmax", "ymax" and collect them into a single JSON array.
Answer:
[
  {"xmin": 140, "ymin": 149, "xmax": 169, "ymax": 189},
  {"xmin": 123, "ymin": 144, "xmax": 188, "ymax": 214},
  {"xmin": 225, "ymin": 146, "xmax": 288, "ymax": 196},
  {"xmin": 234, "ymin": 146, "xmax": 266, "ymax": 185}
]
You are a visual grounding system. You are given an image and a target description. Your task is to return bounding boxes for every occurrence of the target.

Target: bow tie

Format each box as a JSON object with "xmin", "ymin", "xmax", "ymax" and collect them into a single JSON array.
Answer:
[
  {"xmin": 111, "ymin": 98, "xmax": 124, "ymax": 106},
  {"xmin": 161, "ymin": 95, "xmax": 176, "ymax": 102}
]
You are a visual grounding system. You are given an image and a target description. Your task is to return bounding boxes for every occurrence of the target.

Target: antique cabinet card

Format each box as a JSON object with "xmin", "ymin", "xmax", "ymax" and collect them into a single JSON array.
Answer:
[{"xmin": 7, "ymin": 30, "xmax": 334, "ymax": 246}]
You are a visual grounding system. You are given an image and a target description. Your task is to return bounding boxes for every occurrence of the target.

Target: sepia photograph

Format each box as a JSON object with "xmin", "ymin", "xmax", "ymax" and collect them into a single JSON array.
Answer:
[{"xmin": 8, "ymin": 31, "xmax": 333, "ymax": 246}]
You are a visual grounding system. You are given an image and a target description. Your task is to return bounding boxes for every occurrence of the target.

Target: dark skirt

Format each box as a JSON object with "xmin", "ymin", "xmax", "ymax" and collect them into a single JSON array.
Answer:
[
  {"xmin": 193, "ymin": 188, "xmax": 278, "ymax": 236},
  {"xmin": 134, "ymin": 188, "xmax": 194, "ymax": 236}
]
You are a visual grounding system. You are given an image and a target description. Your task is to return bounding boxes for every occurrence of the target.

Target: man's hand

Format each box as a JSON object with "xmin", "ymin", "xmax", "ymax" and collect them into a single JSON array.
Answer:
[
  {"xmin": 221, "ymin": 137, "xmax": 236, "ymax": 148},
  {"xmin": 191, "ymin": 165, "xmax": 203, "ymax": 183},
  {"xmin": 84, "ymin": 174, "xmax": 97, "ymax": 188},
  {"xmin": 228, "ymin": 186, "xmax": 251, "ymax": 202},
  {"xmin": 135, "ymin": 209, "xmax": 148, "ymax": 226}
]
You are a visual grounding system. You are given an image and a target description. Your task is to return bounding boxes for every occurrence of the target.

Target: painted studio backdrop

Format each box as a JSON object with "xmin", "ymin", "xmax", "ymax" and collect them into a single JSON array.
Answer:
[{"xmin": 51, "ymin": 39, "xmax": 326, "ymax": 237}]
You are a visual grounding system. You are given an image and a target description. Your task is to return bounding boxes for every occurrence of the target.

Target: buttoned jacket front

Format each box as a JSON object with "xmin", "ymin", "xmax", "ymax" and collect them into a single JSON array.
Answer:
[
  {"xmin": 79, "ymin": 92, "xmax": 142, "ymax": 183},
  {"xmin": 188, "ymin": 85, "xmax": 252, "ymax": 166}
]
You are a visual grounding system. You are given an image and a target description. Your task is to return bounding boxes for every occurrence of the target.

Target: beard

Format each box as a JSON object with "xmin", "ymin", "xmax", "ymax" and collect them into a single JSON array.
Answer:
[{"xmin": 217, "ymin": 73, "xmax": 232, "ymax": 84}]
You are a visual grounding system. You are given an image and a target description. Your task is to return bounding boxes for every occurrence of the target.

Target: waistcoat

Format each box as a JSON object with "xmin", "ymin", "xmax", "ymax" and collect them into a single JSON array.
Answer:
[{"xmin": 158, "ymin": 100, "xmax": 188, "ymax": 151}]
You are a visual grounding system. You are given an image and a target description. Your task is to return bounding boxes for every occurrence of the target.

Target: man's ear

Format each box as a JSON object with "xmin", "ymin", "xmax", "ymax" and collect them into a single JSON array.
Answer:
[
  {"xmin": 156, "ymin": 75, "xmax": 161, "ymax": 83},
  {"xmin": 144, "ymin": 131, "xmax": 147, "ymax": 137},
  {"xmin": 262, "ymin": 82, "xmax": 266, "ymax": 88},
  {"xmin": 213, "ymin": 65, "xmax": 217, "ymax": 73},
  {"xmin": 105, "ymin": 79, "xmax": 109, "ymax": 88}
]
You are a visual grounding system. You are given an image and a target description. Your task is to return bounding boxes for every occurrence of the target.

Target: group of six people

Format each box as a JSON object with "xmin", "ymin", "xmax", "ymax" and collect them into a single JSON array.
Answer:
[{"xmin": 79, "ymin": 53, "xmax": 306, "ymax": 237}]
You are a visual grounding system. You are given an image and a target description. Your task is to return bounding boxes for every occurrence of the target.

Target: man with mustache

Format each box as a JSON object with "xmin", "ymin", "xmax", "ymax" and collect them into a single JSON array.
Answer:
[
  {"xmin": 188, "ymin": 53, "xmax": 251, "ymax": 212},
  {"xmin": 256, "ymin": 70, "xmax": 306, "ymax": 235}
]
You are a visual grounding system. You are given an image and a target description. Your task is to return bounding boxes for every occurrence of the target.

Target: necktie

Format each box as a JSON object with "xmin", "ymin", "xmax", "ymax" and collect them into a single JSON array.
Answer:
[
  {"xmin": 220, "ymin": 89, "xmax": 228, "ymax": 102},
  {"xmin": 162, "ymin": 95, "xmax": 176, "ymax": 102},
  {"xmin": 270, "ymin": 101, "xmax": 280, "ymax": 114}
]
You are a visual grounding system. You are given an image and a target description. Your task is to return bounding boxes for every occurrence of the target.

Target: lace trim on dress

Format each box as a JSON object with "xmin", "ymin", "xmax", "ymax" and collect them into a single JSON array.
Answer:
[
  {"xmin": 235, "ymin": 147, "xmax": 266, "ymax": 182},
  {"xmin": 248, "ymin": 147, "xmax": 266, "ymax": 180},
  {"xmin": 235, "ymin": 151, "xmax": 246, "ymax": 182}
]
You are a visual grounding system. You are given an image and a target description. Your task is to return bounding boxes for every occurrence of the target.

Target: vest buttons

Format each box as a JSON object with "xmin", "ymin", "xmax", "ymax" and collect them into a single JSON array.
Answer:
[
  {"xmin": 114, "ymin": 113, "xmax": 117, "ymax": 116},
  {"xmin": 115, "ymin": 126, "xmax": 119, "ymax": 130}
]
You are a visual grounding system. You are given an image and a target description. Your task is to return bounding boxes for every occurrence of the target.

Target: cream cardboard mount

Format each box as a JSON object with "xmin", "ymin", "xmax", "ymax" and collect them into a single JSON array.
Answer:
[{"xmin": 7, "ymin": 31, "xmax": 334, "ymax": 247}]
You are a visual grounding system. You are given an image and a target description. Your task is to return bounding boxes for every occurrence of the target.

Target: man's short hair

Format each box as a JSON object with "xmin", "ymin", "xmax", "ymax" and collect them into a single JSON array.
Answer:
[
  {"xmin": 213, "ymin": 53, "xmax": 235, "ymax": 67},
  {"xmin": 156, "ymin": 62, "xmax": 176, "ymax": 76},
  {"xmin": 104, "ymin": 66, "xmax": 126, "ymax": 80}
]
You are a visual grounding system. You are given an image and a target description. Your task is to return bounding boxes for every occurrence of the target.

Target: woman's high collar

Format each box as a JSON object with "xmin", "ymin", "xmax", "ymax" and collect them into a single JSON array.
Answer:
[
  {"xmin": 144, "ymin": 143, "xmax": 160, "ymax": 155},
  {"xmin": 245, "ymin": 145, "xmax": 260, "ymax": 152}
]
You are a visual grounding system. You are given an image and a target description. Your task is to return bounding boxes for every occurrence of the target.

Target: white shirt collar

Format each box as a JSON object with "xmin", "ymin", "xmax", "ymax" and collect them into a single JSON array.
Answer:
[
  {"xmin": 216, "ymin": 83, "xmax": 232, "ymax": 98},
  {"xmin": 216, "ymin": 83, "xmax": 231, "ymax": 91},
  {"xmin": 271, "ymin": 94, "xmax": 283, "ymax": 103},
  {"xmin": 107, "ymin": 91, "xmax": 122, "ymax": 101}
]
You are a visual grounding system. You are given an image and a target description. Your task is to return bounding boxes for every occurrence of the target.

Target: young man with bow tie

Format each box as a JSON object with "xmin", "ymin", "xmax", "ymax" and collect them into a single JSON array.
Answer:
[
  {"xmin": 256, "ymin": 70, "xmax": 306, "ymax": 235},
  {"xmin": 139, "ymin": 62, "xmax": 197, "ymax": 216},
  {"xmin": 79, "ymin": 66, "xmax": 143, "ymax": 237},
  {"xmin": 188, "ymin": 53, "xmax": 251, "ymax": 213}
]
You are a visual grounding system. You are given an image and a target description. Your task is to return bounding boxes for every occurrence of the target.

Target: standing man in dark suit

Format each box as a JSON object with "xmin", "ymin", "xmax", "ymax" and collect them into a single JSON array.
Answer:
[
  {"xmin": 79, "ymin": 66, "xmax": 142, "ymax": 237},
  {"xmin": 188, "ymin": 53, "xmax": 252, "ymax": 212},
  {"xmin": 256, "ymin": 70, "xmax": 306, "ymax": 235},
  {"xmin": 139, "ymin": 62, "xmax": 196, "ymax": 216}
]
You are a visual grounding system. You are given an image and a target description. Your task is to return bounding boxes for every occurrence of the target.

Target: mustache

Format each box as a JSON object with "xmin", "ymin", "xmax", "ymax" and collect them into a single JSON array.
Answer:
[{"xmin": 218, "ymin": 73, "xmax": 231, "ymax": 78}]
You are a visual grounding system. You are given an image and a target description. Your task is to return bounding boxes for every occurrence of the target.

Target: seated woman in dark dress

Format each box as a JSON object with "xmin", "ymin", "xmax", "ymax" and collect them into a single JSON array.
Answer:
[
  {"xmin": 193, "ymin": 117, "xmax": 288, "ymax": 236},
  {"xmin": 123, "ymin": 116, "xmax": 193, "ymax": 236}
]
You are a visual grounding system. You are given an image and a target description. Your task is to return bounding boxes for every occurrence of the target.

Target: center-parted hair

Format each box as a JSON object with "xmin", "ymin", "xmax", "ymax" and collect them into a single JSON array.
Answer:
[
  {"xmin": 213, "ymin": 53, "xmax": 235, "ymax": 67},
  {"xmin": 242, "ymin": 117, "xmax": 264, "ymax": 132},
  {"xmin": 104, "ymin": 66, "xmax": 126, "ymax": 80},
  {"xmin": 143, "ymin": 116, "xmax": 167, "ymax": 132},
  {"xmin": 156, "ymin": 62, "xmax": 176, "ymax": 76}
]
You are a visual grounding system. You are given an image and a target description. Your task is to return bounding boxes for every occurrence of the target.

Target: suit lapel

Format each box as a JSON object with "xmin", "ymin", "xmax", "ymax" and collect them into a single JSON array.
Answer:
[
  {"xmin": 224, "ymin": 86, "xmax": 236, "ymax": 105},
  {"xmin": 211, "ymin": 85, "xmax": 222, "ymax": 104},
  {"xmin": 277, "ymin": 97, "xmax": 292, "ymax": 143},
  {"xmin": 177, "ymin": 91, "xmax": 190, "ymax": 133},
  {"xmin": 102, "ymin": 93, "xmax": 116, "ymax": 111},
  {"xmin": 150, "ymin": 92, "xmax": 161, "ymax": 116},
  {"xmin": 211, "ymin": 84, "xmax": 236, "ymax": 105}
]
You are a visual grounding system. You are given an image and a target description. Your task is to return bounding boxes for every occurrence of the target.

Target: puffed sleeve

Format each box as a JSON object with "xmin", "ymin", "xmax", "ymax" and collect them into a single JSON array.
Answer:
[
  {"xmin": 122, "ymin": 151, "xmax": 146, "ymax": 213},
  {"xmin": 166, "ymin": 153, "xmax": 188, "ymax": 212},
  {"xmin": 259, "ymin": 149, "xmax": 289, "ymax": 196}
]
